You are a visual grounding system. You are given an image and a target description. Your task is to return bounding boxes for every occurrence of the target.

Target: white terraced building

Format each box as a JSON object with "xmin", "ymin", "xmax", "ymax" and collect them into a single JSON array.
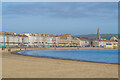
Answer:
[
  {"xmin": 0, "ymin": 31, "xmax": 29, "ymax": 47},
  {"xmin": 25, "ymin": 33, "xmax": 41, "ymax": 47},
  {"xmin": 46, "ymin": 35, "xmax": 56, "ymax": 47},
  {"xmin": 25, "ymin": 33, "xmax": 49, "ymax": 47},
  {"xmin": 0, "ymin": 31, "xmax": 91, "ymax": 48}
]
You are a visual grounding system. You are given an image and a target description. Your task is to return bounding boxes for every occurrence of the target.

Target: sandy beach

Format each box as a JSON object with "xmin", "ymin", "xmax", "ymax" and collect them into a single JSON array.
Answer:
[{"xmin": 2, "ymin": 47, "xmax": 118, "ymax": 78}]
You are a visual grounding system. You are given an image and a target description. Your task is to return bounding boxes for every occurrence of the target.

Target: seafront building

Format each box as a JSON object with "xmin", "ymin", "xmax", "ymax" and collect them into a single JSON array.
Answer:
[
  {"xmin": 79, "ymin": 37, "xmax": 89, "ymax": 47},
  {"xmin": 92, "ymin": 28, "xmax": 118, "ymax": 49},
  {"xmin": 55, "ymin": 34, "xmax": 72, "ymax": 47},
  {"xmin": 93, "ymin": 39, "xmax": 107, "ymax": 47},
  {"xmin": 55, "ymin": 34, "xmax": 87, "ymax": 47},
  {"xmin": 0, "ymin": 31, "xmax": 28, "ymax": 47},
  {"xmin": 93, "ymin": 39, "xmax": 118, "ymax": 48},
  {"xmin": 0, "ymin": 32, "xmax": 86, "ymax": 48},
  {"xmin": 46, "ymin": 34, "xmax": 56, "ymax": 47},
  {"xmin": 25, "ymin": 33, "xmax": 41, "ymax": 47},
  {"xmin": 71, "ymin": 37, "xmax": 80, "ymax": 47},
  {"xmin": 0, "ymin": 28, "xmax": 118, "ymax": 49}
]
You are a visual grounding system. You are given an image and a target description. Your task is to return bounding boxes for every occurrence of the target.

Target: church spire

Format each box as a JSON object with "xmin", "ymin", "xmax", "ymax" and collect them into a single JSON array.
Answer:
[{"xmin": 97, "ymin": 27, "xmax": 100, "ymax": 40}]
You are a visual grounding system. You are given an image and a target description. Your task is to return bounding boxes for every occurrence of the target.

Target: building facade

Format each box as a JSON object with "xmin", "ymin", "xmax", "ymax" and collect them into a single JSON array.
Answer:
[
  {"xmin": 79, "ymin": 38, "xmax": 90, "ymax": 47},
  {"xmin": 56, "ymin": 34, "xmax": 72, "ymax": 47},
  {"xmin": 0, "ymin": 31, "xmax": 29, "ymax": 47}
]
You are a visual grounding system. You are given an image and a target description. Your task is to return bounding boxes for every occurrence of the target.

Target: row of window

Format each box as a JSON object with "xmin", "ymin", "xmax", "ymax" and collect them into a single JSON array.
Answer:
[
  {"xmin": 33, "ymin": 42, "xmax": 47, "ymax": 44},
  {"xmin": 106, "ymin": 43, "xmax": 117, "ymax": 45},
  {"xmin": 0, "ymin": 42, "xmax": 28, "ymax": 44}
]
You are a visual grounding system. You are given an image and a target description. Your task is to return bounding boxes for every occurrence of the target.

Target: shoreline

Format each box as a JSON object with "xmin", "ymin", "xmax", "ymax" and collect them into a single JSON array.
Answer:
[
  {"xmin": 12, "ymin": 52, "xmax": 118, "ymax": 65},
  {"xmin": 2, "ymin": 47, "xmax": 118, "ymax": 78},
  {"xmin": 2, "ymin": 51, "xmax": 118, "ymax": 78},
  {"xmin": 11, "ymin": 50, "xmax": 118, "ymax": 65},
  {"xmin": 3, "ymin": 47, "xmax": 118, "ymax": 65}
]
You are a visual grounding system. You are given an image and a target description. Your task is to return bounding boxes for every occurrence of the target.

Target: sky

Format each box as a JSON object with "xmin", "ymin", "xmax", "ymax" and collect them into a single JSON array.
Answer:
[{"xmin": 2, "ymin": 2, "xmax": 118, "ymax": 35}]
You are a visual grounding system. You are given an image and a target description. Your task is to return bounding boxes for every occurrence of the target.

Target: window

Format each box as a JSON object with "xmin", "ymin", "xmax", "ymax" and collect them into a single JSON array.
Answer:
[
  {"xmin": 114, "ymin": 43, "xmax": 117, "ymax": 45},
  {"xmin": 106, "ymin": 43, "xmax": 112, "ymax": 45}
]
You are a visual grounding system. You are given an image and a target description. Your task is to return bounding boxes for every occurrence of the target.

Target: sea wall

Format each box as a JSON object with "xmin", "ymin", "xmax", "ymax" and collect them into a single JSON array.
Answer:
[{"xmin": 1, "ymin": 47, "xmax": 105, "ymax": 53}]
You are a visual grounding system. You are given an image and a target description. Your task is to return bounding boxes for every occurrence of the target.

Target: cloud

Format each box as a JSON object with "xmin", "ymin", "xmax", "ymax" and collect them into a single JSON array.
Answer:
[{"xmin": 2, "ymin": 2, "xmax": 118, "ymax": 19}]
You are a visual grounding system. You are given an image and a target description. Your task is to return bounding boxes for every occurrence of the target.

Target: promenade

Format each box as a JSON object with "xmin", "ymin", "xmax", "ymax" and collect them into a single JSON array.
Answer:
[{"xmin": 2, "ymin": 47, "xmax": 105, "ymax": 52}]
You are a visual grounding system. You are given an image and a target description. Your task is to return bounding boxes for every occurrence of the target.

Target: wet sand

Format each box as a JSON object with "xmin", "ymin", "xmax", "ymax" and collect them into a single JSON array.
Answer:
[{"xmin": 2, "ymin": 47, "xmax": 118, "ymax": 78}]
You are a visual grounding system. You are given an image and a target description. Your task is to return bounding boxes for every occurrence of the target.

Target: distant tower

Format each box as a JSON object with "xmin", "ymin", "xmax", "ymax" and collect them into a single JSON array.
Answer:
[{"xmin": 97, "ymin": 27, "xmax": 101, "ymax": 40}]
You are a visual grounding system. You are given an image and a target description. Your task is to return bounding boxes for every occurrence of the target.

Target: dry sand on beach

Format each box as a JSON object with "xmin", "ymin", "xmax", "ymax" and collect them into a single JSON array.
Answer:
[{"xmin": 2, "ymin": 47, "xmax": 118, "ymax": 78}]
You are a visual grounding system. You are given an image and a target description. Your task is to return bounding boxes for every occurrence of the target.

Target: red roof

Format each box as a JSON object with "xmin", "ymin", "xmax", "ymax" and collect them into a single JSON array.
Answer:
[
  {"xmin": 95, "ymin": 39, "xmax": 108, "ymax": 41},
  {"xmin": 79, "ymin": 37, "xmax": 86, "ymax": 40}
]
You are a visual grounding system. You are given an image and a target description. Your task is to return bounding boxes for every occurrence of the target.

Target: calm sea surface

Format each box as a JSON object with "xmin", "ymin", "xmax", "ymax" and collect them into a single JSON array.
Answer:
[{"xmin": 16, "ymin": 49, "xmax": 118, "ymax": 64}]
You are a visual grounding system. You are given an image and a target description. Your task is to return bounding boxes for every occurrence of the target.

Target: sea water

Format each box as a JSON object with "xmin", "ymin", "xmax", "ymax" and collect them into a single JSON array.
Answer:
[{"xmin": 16, "ymin": 49, "xmax": 118, "ymax": 64}]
